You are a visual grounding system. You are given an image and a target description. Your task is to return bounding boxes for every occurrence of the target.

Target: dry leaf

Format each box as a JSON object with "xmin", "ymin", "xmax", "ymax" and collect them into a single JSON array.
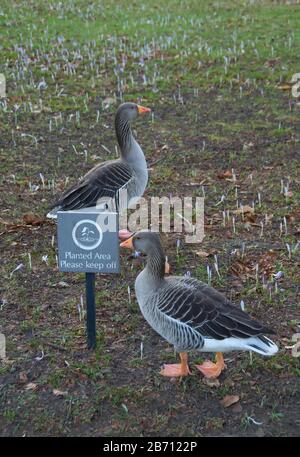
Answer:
[
  {"xmin": 264, "ymin": 59, "xmax": 280, "ymax": 68},
  {"xmin": 245, "ymin": 213, "xmax": 257, "ymax": 223},
  {"xmin": 196, "ymin": 250, "xmax": 210, "ymax": 258},
  {"xmin": 58, "ymin": 281, "xmax": 70, "ymax": 288},
  {"xmin": 220, "ymin": 394, "xmax": 240, "ymax": 408},
  {"xmin": 25, "ymin": 382, "xmax": 37, "ymax": 391},
  {"xmin": 285, "ymin": 210, "xmax": 300, "ymax": 222},
  {"xmin": 230, "ymin": 260, "xmax": 253, "ymax": 280},
  {"xmin": 258, "ymin": 250, "xmax": 277, "ymax": 277},
  {"xmin": 233, "ymin": 205, "xmax": 254, "ymax": 215},
  {"xmin": 196, "ymin": 249, "xmax": 216, "ymax": 258},
  {"xmin": 23, "ymin": 213, "xmax": 45, "ymax": 226},
  {"xmin": 103, "ymin": 97, "xmax": 116, "ymax": 107},
  {"xmin": 19, "ymin": 371, "xmax": 28, "ymax": 383},
  {"xmin": 218, "ymin": 170, "xmax": 232, "ymax": 179},
  {"xmin": 203, "ymin": 377, "xmax": 220, "ymax": 388},
  {"xmin": 207, "ymin": 213, "xmax": 223, "ymax": 225},
  {"xmin": 277, "ymin": 84, "xmax": 292, "ymax": 91},
  {"xmin": 53, "ymin": 389, "xmax": 68, "ymax": 397}
]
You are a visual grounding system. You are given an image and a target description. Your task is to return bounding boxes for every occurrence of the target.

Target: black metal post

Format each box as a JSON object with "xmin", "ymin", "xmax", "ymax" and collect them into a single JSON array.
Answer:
[{"xmin": 85, "ymin": 272, "xmax": 96, "ymax": 349}]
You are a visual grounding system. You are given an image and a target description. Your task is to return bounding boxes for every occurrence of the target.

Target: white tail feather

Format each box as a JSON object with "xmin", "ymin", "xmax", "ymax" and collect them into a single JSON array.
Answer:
[
  {"xmin": 203, "ymin": 335, "xmax": 278, "ymax": 355},
  {"xmin": 246, "ymin": 336, "xmax": 278, "ymax": 356},
  {"xmin": 46, "ymin": 209, "xmax": 58, "ymax": 219}
]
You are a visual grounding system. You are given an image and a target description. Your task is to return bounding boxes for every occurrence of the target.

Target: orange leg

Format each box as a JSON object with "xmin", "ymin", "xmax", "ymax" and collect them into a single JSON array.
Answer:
[
  {"xmin": 195, "ymin": 352, "xmax": 227, "ymax": 379},
  {"xmin": 160, "ymin": 352, "xmax": 191, "ymax": 377}
]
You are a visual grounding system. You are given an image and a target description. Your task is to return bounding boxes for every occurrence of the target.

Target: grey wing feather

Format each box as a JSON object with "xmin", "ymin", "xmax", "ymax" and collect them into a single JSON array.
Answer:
[
  {"xmin": 51, "ymin": 160, "xmax": 132, "ymax": 211},
  {"xmin": 158, "ymin": 276, "xmax": 274, "ymax": 340}
]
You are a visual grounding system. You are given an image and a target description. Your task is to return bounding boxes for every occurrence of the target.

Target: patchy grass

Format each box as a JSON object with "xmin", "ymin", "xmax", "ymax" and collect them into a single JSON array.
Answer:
[{"xmin": 0, "ymin": 0, "xmax": 300, "ymax": 437}]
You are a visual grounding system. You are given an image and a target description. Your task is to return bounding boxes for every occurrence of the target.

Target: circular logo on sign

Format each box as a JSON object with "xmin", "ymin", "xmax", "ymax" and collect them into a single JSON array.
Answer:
[{"xmin": 72, "ymin": 219, "xmax": 103, "ymax": 251}]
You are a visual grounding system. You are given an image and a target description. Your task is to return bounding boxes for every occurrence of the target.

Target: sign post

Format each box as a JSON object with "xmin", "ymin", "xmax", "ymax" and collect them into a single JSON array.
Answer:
[
  {"xmin": 57, "ymin": 210, "xmax": 119, "ymax": 349},
  {"xmin": 86, "ymin": 272, "xmax": 96, "ymax": 349}
]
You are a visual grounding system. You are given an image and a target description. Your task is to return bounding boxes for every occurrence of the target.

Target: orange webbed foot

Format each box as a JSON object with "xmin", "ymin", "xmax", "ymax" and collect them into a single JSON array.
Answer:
[
  {"xmin": 195, "ymin": 352, "xmax": 227, "ymax": 379},
  {"xmin": 160, "ymin": 363, "xmax": 191, "ymax": 377},
  {"xmin": 160, "ymin": 352, "xmax": 191, "ymax": 378}
]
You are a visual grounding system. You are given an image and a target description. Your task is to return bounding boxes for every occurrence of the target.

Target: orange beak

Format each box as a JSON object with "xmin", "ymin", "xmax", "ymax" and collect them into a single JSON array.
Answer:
[
  {"xmin": 137, "ymin": 105, "xmax": 151, "ymax": 115},
  {"xmin": 120, "ymin": 236, "xmax": 134, "ymax": 249}
]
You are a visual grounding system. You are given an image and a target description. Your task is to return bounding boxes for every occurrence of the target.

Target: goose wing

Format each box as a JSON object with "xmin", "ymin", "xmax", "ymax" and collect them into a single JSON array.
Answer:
[
  {"xmin": 158, "ymin": 277, "xmax": 273, "ymax": 340},
  {"xmin": 52, "ymin": 159, "xmax": 132, "ymax": 211}
]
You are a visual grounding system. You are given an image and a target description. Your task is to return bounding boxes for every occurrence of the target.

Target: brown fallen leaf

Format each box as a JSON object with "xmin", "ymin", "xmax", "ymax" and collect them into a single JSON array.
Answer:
[
  {"xmin": 57, "ymin": 281, "xmax": 70, "ymax": 288},
  {"xmin": 233, "ymin": 205, "xmax": 254, "ymax": 215},
  {"xmin": 25, "ymin": 382, "xmax": 37, "ymax": 391},
  {"xmin": 258, "ymin": 250, "xmax": 277, "ymax": 277},
  {"xmin": 277, "ymin": 84, "xmax": 292, "ymax": 91},
  {"xmin": 264, "ymin": 59, "xmax": 280, "ymax": 68},
  {"xmin": 203, "ymin": 377, "xmax": 220, "ymax": 388},
  {"xmin": 229, "ymin": 260, "xmax": 253, "ymax": 280},
  {"xmin": 285, "ymin": 210, "xmax": 300, "ymax": 222},
  {"xmin": 248, "ymin": 222, "xmax": 261, "ymax": 227},
  {"xmin": 244, "ymin": 213, "xmax": 257, "ymax": 223},
  {"xmin": 218, "ymin": 170, "xmax": 232, "ymax": 179},
  {"xmin": 196, "ymin": 250, "xmax": 210, "ymax": 258},
  {"xmin": 23, "ymin": 213, "xmax": 45, "ymax": 226},
  {"xmin": 220, "ymin": 394, "xmax": 240, "ymax": 408},
  {"xmin": 208, "ymin": 213, "xmax": 223, "ymax": 224},
  {"xmin": 53, "ymin": 389, "xmax": 68, "ymax": 397},
  {"xmin": 19, "ymin": 371, "xmax": 28, "ymax": 383},
  {"xmin": 103, "ymin": 97, "xmax": 116, "ymax": 107}
]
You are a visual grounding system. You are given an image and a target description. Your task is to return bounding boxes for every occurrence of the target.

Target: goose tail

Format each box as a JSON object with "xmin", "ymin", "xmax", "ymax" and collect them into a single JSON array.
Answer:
[
  {"xmin": 46, "ymin": 208, "xmax": 59, "ymax": 219},
  {"xmin": 246, "ymin": 335, "xmax": 278, "ymax": 356}
]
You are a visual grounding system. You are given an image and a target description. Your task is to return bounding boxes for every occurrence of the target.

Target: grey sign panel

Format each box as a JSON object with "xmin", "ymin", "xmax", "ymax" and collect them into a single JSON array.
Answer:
[{"xmin": 57, "ymin": 210, "xmax": 120, "ymax": 273}]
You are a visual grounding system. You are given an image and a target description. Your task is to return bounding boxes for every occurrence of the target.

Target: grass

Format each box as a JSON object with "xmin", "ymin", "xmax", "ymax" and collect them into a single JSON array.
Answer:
[{"xmin": 0, "ymin": 0, "xmax": 300, "ymax": 437}]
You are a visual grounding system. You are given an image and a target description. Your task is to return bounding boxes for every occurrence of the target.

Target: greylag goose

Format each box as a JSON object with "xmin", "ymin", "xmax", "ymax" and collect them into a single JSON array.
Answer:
[
  {"xmin": 120, "ymin": 231, "xmax": 278, "ymax": 378},
  {"xmin": 47, "ymin": 102, "xmax": 151, "ymax": 218}
]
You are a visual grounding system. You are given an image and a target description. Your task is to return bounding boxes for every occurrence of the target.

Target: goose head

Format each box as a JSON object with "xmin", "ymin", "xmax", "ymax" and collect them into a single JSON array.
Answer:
[
  {"xmin": 115, "ymin": 102, "xmax": 151, "ymax": 153},
  {"xmin": 120, "ymin": 230, "xmax": 161, "ymax": 254},
  {"xmin": 116, "ymin": 102, "xmax": 151, "ymax": 123},
  {"xmin": 120, "ymin": 230, "xmax": 170, "ymax": 276}
]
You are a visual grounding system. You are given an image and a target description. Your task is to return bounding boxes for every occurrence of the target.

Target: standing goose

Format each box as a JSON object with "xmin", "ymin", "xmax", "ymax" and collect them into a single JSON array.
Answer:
[
  {"xmin": 47, "ymin": 102, "xmax": 151, "ymax": 218},
  {"xmin": 120, "ymin": 231, "xmax": 278, "ymax": 378}
]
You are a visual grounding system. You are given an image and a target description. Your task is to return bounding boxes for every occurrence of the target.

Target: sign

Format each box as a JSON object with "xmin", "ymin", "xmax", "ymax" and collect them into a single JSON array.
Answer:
[{"xmin": 57, "ymin": 210, "xmax": 120, "ymax": 273}]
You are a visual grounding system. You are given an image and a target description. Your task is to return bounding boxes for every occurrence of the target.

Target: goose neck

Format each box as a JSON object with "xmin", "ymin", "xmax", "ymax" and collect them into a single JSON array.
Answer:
[
  {"xmin": 145, "ymin": 246, "xmax": 166, "ymax": 282},
  {"xmin": 115, "ymin": 114, "xmax": 133, "ymax": 154}
]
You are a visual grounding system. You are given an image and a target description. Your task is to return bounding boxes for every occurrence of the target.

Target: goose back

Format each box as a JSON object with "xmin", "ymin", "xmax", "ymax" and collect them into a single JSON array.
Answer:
[{"xmin": 135, "ymin": 272, "xmax": 276, "ymax": 354}]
